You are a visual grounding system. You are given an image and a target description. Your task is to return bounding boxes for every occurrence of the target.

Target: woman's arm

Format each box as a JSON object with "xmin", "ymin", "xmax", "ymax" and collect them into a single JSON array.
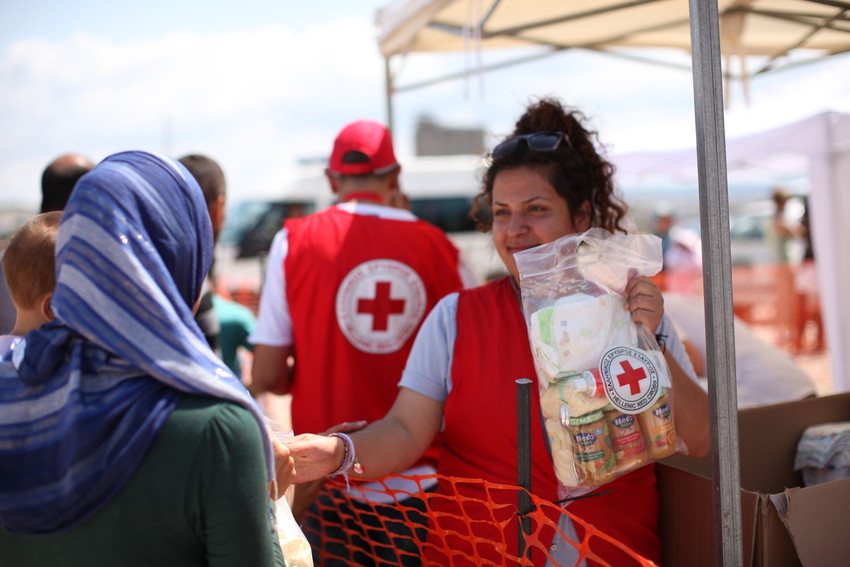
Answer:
[
  {"xmin": 625, "ymin": 275, "xmax": 711, "ymax": 458},
  {"xmin": 287, "ymin": 388, "xmax": 444, "ymax": 482},
  {"xmin": 250, "ymin": 344, "xmax": 293, "ymax": 396},
  {"xmin": 661, "ymin": 348, "xmax": 711, "ymax": 457}
]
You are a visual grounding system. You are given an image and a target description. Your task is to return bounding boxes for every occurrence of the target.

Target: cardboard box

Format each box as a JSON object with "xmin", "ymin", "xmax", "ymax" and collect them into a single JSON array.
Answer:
[{"xmin": 657, "ymin": 392, "xmax": 850, "ymax": 566}]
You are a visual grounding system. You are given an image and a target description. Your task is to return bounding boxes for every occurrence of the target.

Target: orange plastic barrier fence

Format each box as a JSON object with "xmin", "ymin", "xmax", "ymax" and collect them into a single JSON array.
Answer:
[{"xmin": 301, "ymin": 474, "xmax": 657, "ymax": 567}]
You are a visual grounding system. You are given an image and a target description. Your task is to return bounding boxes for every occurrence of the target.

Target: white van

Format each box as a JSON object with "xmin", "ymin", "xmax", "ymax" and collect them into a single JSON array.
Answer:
[{"xmin": 216, "ymin": 155, "xmax": 503, "ymax": 292}]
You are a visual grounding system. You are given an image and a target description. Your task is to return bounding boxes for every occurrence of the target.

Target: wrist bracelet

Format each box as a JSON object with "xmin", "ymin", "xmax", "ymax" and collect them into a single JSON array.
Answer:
[
  {"xmin": 327, "ymin": 432, "xmax": 366, "ymax": 490},
  {"xmin": 328, "ymin": 432, "xmax": 355, "ymax": 477}
]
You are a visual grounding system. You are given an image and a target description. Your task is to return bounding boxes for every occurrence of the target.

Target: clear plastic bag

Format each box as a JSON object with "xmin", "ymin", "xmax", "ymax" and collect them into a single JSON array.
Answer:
[
  {"xmin": 267, "ymin": 418, "xmax": 314, "ymax": 567},
  {"xmin": 514, "ymin": 228, "xmax": 687, "ymax": 500},
  {"xmin": 275, "ymin": 497, "xmax": 314, "ymax": 567}
]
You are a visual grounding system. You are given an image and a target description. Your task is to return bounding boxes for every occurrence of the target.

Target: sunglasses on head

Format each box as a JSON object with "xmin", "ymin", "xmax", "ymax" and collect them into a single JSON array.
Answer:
[{"xmin": 490, "ymin": 131, "xmax": 572, "ymax": 160}]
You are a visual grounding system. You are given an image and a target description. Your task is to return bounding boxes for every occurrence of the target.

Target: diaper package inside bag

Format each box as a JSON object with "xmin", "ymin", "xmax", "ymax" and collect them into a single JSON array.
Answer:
[{"xmin": 514, "ymin": 228, "xmax": 688, "ymax": 501}]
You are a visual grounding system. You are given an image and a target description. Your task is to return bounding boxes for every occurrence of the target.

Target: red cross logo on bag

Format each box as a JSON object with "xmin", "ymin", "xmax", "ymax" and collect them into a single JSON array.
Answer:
[
  {"xmin": 616, "ymin": 360, "xmax": 648, "ymax": 395},
  {"xmin": 599, "ymin": 346, "xmax": 663, "ymax": 414}
]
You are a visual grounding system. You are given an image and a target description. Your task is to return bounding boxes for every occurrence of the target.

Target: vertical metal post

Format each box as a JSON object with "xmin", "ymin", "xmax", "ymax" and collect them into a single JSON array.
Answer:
[
  {"xmin": 384, "ymin": 56, "xmax": 395, "ymax": 134},
  {"xmin": 687, "ymin": 1, "xmax": 744, "ymax": 565},
  {"xmin": 516, "ymin": 378, "xmax": 533, "ymax": 563}
]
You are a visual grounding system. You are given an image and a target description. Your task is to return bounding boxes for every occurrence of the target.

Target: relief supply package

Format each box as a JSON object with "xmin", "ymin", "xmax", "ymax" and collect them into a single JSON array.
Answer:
[
  {"xmin": 514, "ymin": 228, "xmax": 687, "ymax": 500},
  {"xmin": 794, "ymin": 421, "xmax": 850, "ymax": 486}
]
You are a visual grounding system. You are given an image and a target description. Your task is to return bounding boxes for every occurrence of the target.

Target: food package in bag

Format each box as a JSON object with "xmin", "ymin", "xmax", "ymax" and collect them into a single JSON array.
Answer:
[
  {"xmin": 275, "ymin": 498, "xmax": 314, "ymax": 567},
  {"xmin": 515, "ymin": 228, "xmax": 686, "ymax": 501},
  {"xmin": 267, "ymin": 418, "xmax": 314, "ymax": 567}
]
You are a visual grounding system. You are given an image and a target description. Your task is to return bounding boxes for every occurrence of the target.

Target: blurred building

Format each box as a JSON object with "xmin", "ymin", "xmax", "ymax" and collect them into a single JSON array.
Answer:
[
  {"xmin": 415, "ymin": 115, "xmax": 485, "ymax": 156},
  {"xmin": 0, "ymin": 207, "xmax": 36, "ymax": 240}
]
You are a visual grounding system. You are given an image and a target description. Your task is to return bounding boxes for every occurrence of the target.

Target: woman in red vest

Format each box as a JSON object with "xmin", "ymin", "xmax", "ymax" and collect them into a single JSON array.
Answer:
[{"xmin": 288, "ymin": 98, "xmax": 711, "ymax": 566}]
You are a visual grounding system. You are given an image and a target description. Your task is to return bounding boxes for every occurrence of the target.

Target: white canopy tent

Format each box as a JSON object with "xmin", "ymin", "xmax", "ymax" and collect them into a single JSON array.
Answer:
[
  {"xmin": 377, "ymin": 0, "xmax": 850, "ymax": 60},
  {"xmin": 612, "ymin": 110, "xmax": 850, "ymax": 394},
  {"xmin": 372, "ymin": 1, "xmax": 850, "ymax": 564},
  {"xmin": 376, "ymin": 0, "xmax": 850, "ymax": 108}
]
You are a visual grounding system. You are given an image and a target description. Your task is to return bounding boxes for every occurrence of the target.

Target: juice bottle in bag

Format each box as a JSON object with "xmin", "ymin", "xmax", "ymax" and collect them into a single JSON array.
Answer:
[
  {"xmin": 638, "ymin": 389, "xmax": 677, "ymax": 460},
  {"xmin": 603, "ymin": 404, "xmax": 648, "ymax": 472},
  {"xmin": 569, "ymin": 409, "xmax": 616, "ymax": 485}
]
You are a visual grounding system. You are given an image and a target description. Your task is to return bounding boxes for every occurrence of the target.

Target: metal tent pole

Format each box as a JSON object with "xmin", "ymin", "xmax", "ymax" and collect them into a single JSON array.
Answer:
[
  {"xmin": 687, "ymin": 1, "xmax": 744, "ymax": 565},
  {"xmin": 384, "ymin": 57, "xmax": 395, "ymax": 134}
]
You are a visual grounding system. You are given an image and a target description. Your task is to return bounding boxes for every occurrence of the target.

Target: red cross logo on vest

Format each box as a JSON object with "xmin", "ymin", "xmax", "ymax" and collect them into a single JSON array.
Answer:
[
  {"xmin": 616, "ymin": 360, "xmax": 648, "ymax": 396},
  {"xmin": 357, "ymin": 282, "xmax": 405, "ymax": 331},
  {"xmin": 599, "ymin": 345, "xmax": 665, "ymax": 414},
  {"xmin": 336, "ymin": 259, "xmax": 426, "ymax": 354}
]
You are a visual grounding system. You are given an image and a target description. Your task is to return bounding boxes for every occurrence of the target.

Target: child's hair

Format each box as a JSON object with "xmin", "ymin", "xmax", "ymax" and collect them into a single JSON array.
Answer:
[{"xmin": 2, "ymin": 211, "xmax": 62, "ymax": 310}]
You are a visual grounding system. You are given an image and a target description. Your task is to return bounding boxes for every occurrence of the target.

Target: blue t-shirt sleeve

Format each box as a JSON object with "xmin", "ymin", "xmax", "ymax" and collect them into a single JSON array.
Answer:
[
  {"xmin": 398, "ymin": 293, "xmax": 459, "ymax": 402},
  {"xmin": 657, "ymin": 314, "xmax": 699, "ymax": 382}
]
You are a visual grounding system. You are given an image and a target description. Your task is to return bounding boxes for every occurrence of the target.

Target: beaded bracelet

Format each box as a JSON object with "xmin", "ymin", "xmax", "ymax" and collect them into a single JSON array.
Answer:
[
  {"xmin": 327, "ymin": 432, "xmax": 365, "ymax": 489},
  {"xmin": 328, "ymin": 432, "xmax": 355, "ymax": 478}
]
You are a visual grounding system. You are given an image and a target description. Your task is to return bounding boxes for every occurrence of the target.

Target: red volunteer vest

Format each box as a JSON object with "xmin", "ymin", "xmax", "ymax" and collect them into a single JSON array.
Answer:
[
  {"xmin": 284, "ymin": 206, "xmax": 463, "ymax": 467},
  {"xmin": 435, "ymin": 277, "xmax": 661, "ymax": 566}
]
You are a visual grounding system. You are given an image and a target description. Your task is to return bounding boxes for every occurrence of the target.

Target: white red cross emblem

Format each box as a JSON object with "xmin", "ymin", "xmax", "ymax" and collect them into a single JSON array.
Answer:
[
  {"xmin": 599, "ymin": 346, "xmax": 663, "ymax": 414},
  {"xmin": 335, "ymin": 259, "xmax": 426, "ymax": 353}
]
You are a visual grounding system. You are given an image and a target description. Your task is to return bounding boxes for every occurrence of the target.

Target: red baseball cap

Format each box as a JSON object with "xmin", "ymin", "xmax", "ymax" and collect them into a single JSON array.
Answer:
[{"xmin": 327, "ymin": 120, "xmax": 399, "ymax": 176}]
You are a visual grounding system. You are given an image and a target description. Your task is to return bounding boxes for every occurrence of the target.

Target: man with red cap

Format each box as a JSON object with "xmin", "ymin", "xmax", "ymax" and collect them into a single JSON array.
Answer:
[{"xmin": 250, "ymin": 119, "xmax": 476, "ymax": 565}]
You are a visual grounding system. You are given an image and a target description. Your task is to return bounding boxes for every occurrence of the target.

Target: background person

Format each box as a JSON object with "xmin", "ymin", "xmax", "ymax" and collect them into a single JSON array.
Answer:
[
  {"xmin": 178, "ymin": 154, "xmax": 226, "ymax": 352},
  {"xmin": 0, "ymin": 154, "xmax": 94, "ymax": 335},
  {"xmin": 0, "ymin": 151, "xmax": 286, "ymax": 567},
  {"xmin": 766, "ymin": 187, "xmax": 801, "ymax": 350},
  {"xmin": 179, "ymin": 154, "xmax": 257, "ymax": 377},
  {"xmin": 249, "ymin": 119, "xmax": 476, "ymax": 565},
  {"xmin": 39, "ymin": 153, "xmax": 96, "ymax": 213},
  {"xmin": 661, "ymin": 225, "xmax": 703, "ymax": 295},
  {"xmin": 0, "ymin": 211, "xmax": 62, "ymax": 357},
  {"xmin": 651, "ymin": 201, "xmax": 674, "ymax": 262},
  {"xmin": 286, "ymin": 98, "xmax": 710, "ymax": 566},
  {"xmin": 792, "ymin": 197, "xmax": 824, "ymax": 353},
  {"xmin": 212, "ymin": 293, "xmax": 257, "ymax": 378}
]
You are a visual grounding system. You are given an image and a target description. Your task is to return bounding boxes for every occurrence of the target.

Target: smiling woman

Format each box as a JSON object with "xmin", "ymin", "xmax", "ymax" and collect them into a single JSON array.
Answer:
[
  {"xmin": 490, "ymin": 166, "xmax": 586, "ymax": 277},
  {"xmin": 285, "ymin": 97, "xmax": 710, "ymax": 566},
  {"xmin": 473, "ymin": 101, "xmax": 628, "ymax": 284}
]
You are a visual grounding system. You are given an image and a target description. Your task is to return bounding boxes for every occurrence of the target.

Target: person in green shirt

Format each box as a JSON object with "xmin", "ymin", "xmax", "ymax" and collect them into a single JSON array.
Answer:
[
  {"xmin": 0, "ymin": 151, "xmax": 289, "ymax": 567},
  {"xmin": 213, "ymin": 293, "xmax": 257, "ymax": 377}
]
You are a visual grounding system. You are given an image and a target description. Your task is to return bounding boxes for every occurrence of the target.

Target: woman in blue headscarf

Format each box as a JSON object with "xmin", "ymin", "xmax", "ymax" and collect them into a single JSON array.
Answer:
[{"xmin": 0, "ymin": 151, "xmax": 287, "ymax": 566}]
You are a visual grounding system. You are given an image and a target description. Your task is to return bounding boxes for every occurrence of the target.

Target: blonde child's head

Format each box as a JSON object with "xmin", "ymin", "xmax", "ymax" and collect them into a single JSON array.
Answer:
[{"xmin": 2, "ymin": 211, "xmax": 62, "ymax": 335}]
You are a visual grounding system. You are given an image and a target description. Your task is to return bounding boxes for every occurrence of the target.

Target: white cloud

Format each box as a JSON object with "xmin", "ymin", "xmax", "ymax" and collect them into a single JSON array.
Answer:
[
  {"xmin": 0, "ymin": 17, "xmax": 389, "ymax": 209},
  {"xmin": 1, "ymin": 13, "xmax": 849, "ymax": 212}
]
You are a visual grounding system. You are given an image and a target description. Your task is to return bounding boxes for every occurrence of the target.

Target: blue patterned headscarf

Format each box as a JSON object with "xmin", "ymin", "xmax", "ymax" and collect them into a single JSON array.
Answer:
[{"xmin": 0, "ymin": 151, "xmax": 274, "ymax": 535}]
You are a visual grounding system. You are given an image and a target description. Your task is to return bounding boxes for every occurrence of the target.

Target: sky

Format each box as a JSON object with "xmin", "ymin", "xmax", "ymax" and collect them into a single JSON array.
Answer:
[{"xmin": 2, "ymin": 0, "xmax": 849, "ymax": 212}]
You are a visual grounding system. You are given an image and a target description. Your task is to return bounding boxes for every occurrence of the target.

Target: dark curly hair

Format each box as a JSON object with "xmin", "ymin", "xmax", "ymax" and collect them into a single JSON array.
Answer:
[{"xmin": 471, "ymin": 97, "xmax": 628, "ymax": 233}]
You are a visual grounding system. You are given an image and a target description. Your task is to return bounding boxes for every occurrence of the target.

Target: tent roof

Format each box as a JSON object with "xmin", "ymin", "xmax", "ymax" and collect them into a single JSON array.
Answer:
[
  {"xmin": 376, "ymin": 0, "xmax": 850, "ymax": 79},
  {"xmin": 373, "ymin": 3, "xmax": 850, "ymax": 563}
]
